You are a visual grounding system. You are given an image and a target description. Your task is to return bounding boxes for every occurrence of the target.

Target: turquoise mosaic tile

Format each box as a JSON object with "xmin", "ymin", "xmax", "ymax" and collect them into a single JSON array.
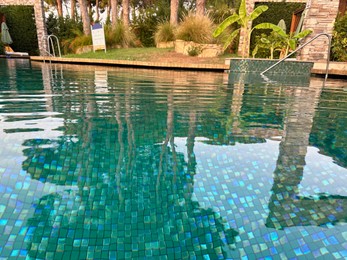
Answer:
[{"xmin": 0, "ymin": 59, "xmax": 346, "ymax": 259}]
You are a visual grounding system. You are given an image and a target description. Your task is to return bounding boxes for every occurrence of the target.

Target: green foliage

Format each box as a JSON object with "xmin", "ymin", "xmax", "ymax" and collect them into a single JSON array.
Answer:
[
  {"xmin": 252, "ymin": 20, "xmax": 312, "ymax": 59},
  {"xmin": 187, "ymin": 45, "xmax": 203, "ymax": 56},
  {"xmin": 0, "ymin": 33, "xmax": 4, "ymax": 55},
  {"xmin": 131, "ymin": 0, "xmax": 170, "ymax": 47},
  {"xmin": 213, "ymin": 0, "xmax": 269, "ymax": 56},
  {"xmin": 46, "ymin": 13, "xmax": 83, "ymax": 45},
  {"xmin": 61, "ymin": 29, "xmax": 92, "ymax": 53},
  {"xmin": 176, "ymin": 13, "xmax": 215, "ymax": 44},
  {"xmin": 252, "ymin": 32, "xmax": 283, "ymax": 59},
  {"xmin": 154, "ymin": 22, "xmax": 175, "ymax": 45},
  {"xmin": 105, "ymin": 22, "xmax": 138, "ymax": 48},
  {"xmin": 0, "ymin": 6, "xmax": 38, "ymax": 55},
  {"xmin": 251, "ymin": 2, "xmax": 306, "ymax": 54},
  {"xmin": 331, "ymin": 12, "xmax": 347, "ymax": 62}
]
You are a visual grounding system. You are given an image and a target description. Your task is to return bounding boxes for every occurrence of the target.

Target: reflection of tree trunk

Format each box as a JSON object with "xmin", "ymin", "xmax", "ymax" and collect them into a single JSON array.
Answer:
[
  {"xmin": 187, "ymin": 108, "xmax": 197, "ymax": 176},
  {"xmin": 229, "ymin": 82, "xmax": 244, "ymax": 135},
  {"xmin": 157, "ymin": 91, "xmax": 175, "ymax": 188},
  {"xmin": 125, "ymin": 85, "xmax": 136, "ymax": 176},
  {"xmin": 115, "ymin": 94, "xmax": 124, "ymax": 202}
]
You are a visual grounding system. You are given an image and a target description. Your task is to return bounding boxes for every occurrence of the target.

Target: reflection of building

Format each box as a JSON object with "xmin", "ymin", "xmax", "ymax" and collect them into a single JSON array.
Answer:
[{"xmin": 266, "ymin": 81, "xmax": 347, "ymax": 229}]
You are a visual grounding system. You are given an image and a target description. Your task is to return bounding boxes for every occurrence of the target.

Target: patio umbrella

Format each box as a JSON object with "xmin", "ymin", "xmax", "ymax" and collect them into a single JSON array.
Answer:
[{"xmin": 1, "ymin": 21, "xmax": 13, "ymax": 45}]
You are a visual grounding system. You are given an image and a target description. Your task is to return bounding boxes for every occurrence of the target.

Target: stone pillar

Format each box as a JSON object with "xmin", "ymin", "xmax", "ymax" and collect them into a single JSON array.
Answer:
[
  {"xmin": 299, "ymin": 0, "xmax": 339, "ymax": 61},
  {"xmin": 2, "ymin": 0, "xmax": 47, "ymax": 56},
  {"xmin": 34, "ymin": 0, "xmax": 48, "ymax": 56}
]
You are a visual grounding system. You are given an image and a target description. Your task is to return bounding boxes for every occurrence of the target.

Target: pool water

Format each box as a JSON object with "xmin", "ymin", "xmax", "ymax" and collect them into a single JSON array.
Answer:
[{"xmin": 0, "ymin": 59, "xmax": 347, "ymax": 259}]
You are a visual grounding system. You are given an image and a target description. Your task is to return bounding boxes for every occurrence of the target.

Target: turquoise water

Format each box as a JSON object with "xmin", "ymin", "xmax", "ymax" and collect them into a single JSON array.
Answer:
[{"xmin": 0, "ymin": 58, "xmax": 347, "ymax": 259}]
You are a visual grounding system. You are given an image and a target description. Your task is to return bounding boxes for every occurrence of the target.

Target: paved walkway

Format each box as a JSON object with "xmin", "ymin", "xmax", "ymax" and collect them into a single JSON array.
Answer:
[
  {"xmin": 30, "ymin": 56, "xmax": 347, "ymax": 77},
  {"xmin": 30, "ymin": 56, "xmax": 228, "ymax": 72}
]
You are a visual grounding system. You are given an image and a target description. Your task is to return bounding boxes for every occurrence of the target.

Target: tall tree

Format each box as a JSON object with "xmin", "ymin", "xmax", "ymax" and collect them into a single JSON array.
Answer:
[
  {"xmin": 57, "ymin": 0, "xmax": 63, "ymax": 17},
  {"xmin": 95, "ymin": 0, "xmax": 100, "ymax": 21},
  {"xmin": 122, "ymin": 0, "xmax": 130, "ymax": 27},
  {"xmin": 78, "ymin": 0, "xmax": 91, "ymax": 35},
  {"xmin": 111, "ymin": 0, "xmax": 118, "ymax": 27},
  {"xmin": 70, "ymin": 0, "xmax": 76, "ymax": 19},
  {"xmin": 170, "ymin": 0, "xmax": 179, "ymax": 25},
  {"xmin": 196, "ymin": 0, "xmax": 205, "ymax": 16}
]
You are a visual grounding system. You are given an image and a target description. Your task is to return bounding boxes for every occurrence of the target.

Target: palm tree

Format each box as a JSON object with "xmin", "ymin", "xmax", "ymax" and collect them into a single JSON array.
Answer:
[
  {"xmin": 213, "ymin": 0, "xmax": 268, "ymax": 57},
  {"xmin": 111, "ymin": 0, "xmax": 118, "ymax": 27},
  {"xmin": 170, "ymin": 0, "xmax": 179, "ymax": 26},
  {"xmin": 122, "ymin": 0, "xmax": 130, "ymax": 27},
  {"xmin": 70, "ymin": 0, "xmax": 76, "ymax": 20},
  {"xmin": 196, "ymin": 0, "xmax": 206, "ymax": 16},
  {"xmin": 78, "ymin": 0, "xmax": 91, "ymax": 35}
]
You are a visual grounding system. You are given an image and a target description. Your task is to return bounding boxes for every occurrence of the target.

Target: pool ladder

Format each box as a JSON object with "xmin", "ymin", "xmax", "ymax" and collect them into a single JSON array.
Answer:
[
  {"xmin": 260, "ymin": 33, "xmax": 332, "ymax": 81},
  {"xmin": 42, "ymin": 34, "xmax": 61, "ymax": 62}
]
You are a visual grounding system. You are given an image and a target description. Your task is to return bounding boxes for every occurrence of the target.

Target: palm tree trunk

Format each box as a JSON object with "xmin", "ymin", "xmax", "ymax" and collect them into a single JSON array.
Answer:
[
  {"xmin": 78, "ymin": 0, "xmax": 91, "ymax": 35},
  {"xmin": 170, "ymin": 0, "xmax": 179, "ymax": 25},
  {"xmin": 95, "ymin": 0, "xmax": 100, "ymax": 21},
  {"xmin": 122, "ymin": 0, "xmax": 130, "ymax": 27},
  {"xmin": 57, "ymin": 0, "xmax": 63, "ymax": 17},
  {"xmin": 196, "ymin": 0, "xmax": 205, "ymax": 16},
  {"xmin": 70, "ymin": 0, "xmax": 76, "ymax": 20},
  {"xmin": 111, "ymin": 0, "xmax": 118, "ymax": 27}
]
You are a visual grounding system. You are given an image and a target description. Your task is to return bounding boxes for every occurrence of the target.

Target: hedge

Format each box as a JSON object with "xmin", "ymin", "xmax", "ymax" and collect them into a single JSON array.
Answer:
[{"xmin": 0, "ymin": 5, "xmax": 39, "ymax": 55}]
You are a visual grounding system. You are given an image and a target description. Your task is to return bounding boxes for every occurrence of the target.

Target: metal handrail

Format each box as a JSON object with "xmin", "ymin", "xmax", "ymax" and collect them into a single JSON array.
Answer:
[
  {"xmin": 260, "ymin": 33, "xmax": 332, "ymax": 81},
  {"xmin": 47, "ymin": 35, "xmax": 61, "ymax": 58},
  {"xmin": 42, "ymin": 34, "xmax": 61, "ymax": 58}
]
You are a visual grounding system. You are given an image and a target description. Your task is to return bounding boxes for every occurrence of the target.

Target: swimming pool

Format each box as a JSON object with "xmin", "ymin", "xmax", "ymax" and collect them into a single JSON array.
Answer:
[{"xmin": 0, "ymin": 58, "xmax": 346, "ymax": 259}]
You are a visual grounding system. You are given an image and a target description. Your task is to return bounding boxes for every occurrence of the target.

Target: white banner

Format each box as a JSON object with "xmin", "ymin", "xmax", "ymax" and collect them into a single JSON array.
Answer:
[{"xmin": 91, "ymin": 23, "xmax": 106, "ymax": 52}]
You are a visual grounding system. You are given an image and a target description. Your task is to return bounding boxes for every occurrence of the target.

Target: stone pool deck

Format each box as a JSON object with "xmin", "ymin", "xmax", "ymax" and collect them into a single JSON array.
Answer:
[{"xmin": 29, "ymin": 56, "xmax": 347, "ymax": 77}]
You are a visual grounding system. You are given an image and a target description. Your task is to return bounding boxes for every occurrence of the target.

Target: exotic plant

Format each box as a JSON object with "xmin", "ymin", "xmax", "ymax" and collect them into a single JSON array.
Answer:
[
  {"xmin": 252, "ymin": 33, "xmax": 284, "ymax": 59},
  {"xmin": 175, "ymin": 13, "xmax": 214, "ymax": 44},
  {"xmin": 212, "ymin": 0, "xmax": 269, "ymax": 57},
  {"xmin": 61, "ymin": 29, "xmax": 92, "ymax": 53},
  {"xmin": 253, "ymin": 19, "xmax": 312, "ymax": 58},
  {"xmin": 154, "ymin": 21, "xmax": 175, "ymax": 45},
  {"xmin": 105, "ymin": 22, "xmax": 138, "ymax": 48}
]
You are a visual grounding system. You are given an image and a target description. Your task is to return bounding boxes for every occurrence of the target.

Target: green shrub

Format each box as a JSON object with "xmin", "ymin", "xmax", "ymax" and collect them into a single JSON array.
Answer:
[
  {"xmin": 132, "ymin": 0, "xmax": 170, "ymax": 47},
  {"xmin": 61, "ymin": 29, "xmax": 92, "ymax": 53},
  {"xmin": 331, "ymin": 13, "xmax": 347, "ymax": 62},
  {"xmin": 0, "ymin": 6, "xmax": 39, "ymax": 55},
  {"xmin": 105, "ymin": 22, "xmax": 138, "ymax": 48},
  {"xmin": 176, "ymin": 13, "xmax": 214, "ymax": 44},
  {"xmin": 187, "ymin": 45, "xmax": 203, "ymax": 56},
  {"xmin": 154, "ymin": 21, "xmax": 175, "ymax": 45},
  {"xmin": 0, "ymin": 33, "xmax": 4, "ymax": 55}
]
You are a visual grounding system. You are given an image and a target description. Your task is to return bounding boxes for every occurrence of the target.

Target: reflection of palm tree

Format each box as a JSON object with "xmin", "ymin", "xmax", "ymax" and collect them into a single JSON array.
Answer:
[
  {"xmin": 157, "ymin": 91, "xmax": 177, "ymax": 188},
  {"xmin": 25, "ymin": 142, "xmax": 238, "ymax": 259}
]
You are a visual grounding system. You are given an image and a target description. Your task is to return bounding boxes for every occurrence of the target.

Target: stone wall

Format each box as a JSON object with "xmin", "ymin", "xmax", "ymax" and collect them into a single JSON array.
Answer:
[
  {"xmin": 240, "ymin": 0, "xmax": 340, "ymax": 62},
  {"xmin": 1, "ymin": 0, "xmax": 47, "ymax": 55}
]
